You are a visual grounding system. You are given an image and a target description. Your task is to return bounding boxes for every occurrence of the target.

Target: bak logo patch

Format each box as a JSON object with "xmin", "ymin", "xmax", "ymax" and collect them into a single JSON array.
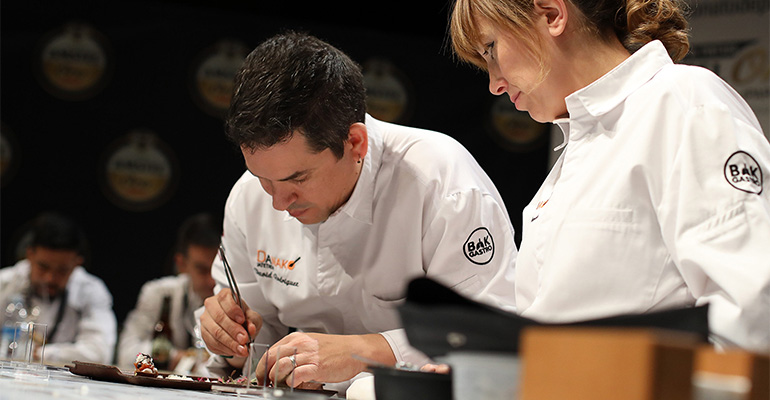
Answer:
[
  {"xmin": 724, "ymin": 151, "xmax": 763, "ymax": 194},
  {"xmin": 464, "ymin": 227, "xmax": 494, "ymax": 265}
]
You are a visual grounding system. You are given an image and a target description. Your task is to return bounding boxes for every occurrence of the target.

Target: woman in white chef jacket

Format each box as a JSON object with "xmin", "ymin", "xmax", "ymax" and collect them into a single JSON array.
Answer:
[{"xmin": 448, "ymin": 0, "xmax": 770, "ymax": 353}]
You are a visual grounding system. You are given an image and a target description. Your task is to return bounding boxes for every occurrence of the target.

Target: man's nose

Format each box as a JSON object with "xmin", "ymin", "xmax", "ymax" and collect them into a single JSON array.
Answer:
[
  {"xmin": 205, "ymin": 274, "xmax": 216, "ymax": 289},
  {"xmin": 41, "ymin": 270, "xmax": 55, "ymax": 283},
  {"xmin": 270, "ymin": 182, "xmax": 297, "ymax": 211},
  {"xmin": 258, "ymin": 177, "xmax": 298, "ymax": 211}
]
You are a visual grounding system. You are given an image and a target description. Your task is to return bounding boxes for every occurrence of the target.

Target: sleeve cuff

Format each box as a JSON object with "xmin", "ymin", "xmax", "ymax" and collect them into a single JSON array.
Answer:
[{"xmin": 379, "ymin": 329, "xmax": 432, "ymax": 367}]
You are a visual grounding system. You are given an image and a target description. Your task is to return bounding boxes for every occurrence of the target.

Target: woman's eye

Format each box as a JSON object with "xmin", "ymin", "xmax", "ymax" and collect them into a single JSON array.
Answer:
[{"xmin": 482, "ymin": 42, "xmax": 495, "ymax": 57}]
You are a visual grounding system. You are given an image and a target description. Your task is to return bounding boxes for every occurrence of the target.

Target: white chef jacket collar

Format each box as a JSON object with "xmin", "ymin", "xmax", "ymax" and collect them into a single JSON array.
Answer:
[
  {"xmin": 552, "ymin": 118, "xmax": 570, "ymax": 152},
  {"xmin": 551, "ymin": 41, "xmax": 672, "ymax": 147},
  {"xmin": 564, "ymin": 40, "xmax": 672, "ymax": 121},
  {"xmin": 325, "ymin": 113, "xmax": 382, "ymax": 225}
]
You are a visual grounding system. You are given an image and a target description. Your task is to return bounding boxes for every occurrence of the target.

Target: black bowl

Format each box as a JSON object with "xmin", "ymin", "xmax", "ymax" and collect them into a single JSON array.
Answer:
[{"xmin": 371, "ymin": 366, "xmax": 452, "ymax": 400}]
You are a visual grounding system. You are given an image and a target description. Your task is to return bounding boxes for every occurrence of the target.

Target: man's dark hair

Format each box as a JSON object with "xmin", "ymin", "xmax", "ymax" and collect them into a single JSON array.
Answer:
[
  {"xmin": 27, "ymin": 212, "xmax": 87, "ymax": 255},
  {"xmin": 225, "ymin": 31, "xmax": 366, "ymax": 159},
  {"xmin": 175, "ymin": 213, "xmax": 221, "ymax": 254}
]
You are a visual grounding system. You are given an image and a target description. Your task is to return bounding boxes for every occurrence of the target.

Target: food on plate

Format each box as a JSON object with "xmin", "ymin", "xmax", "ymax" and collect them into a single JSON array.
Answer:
[
  {"xmin": 218, "ymin": 374, "xmax": 249, "ymax": 385},
  {"xmin": 134, "ymin": 353, "xmax": 158, "ymax": 376},
  {"xmin": 165, "ymin": 374, "xmax": 194, "ymax": 381}
]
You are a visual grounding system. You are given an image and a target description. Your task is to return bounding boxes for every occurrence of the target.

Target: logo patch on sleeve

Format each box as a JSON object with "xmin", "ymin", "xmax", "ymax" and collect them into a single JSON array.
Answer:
[
  {"xmin": 463, "ymin": 227, "xmax": 495, "ymax": 265},
  {"xmin": 724, "ymin": 151, "xmax": 763, "ymax": 194}
]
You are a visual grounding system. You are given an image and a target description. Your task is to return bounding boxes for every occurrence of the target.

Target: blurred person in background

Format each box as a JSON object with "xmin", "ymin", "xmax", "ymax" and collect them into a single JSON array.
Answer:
[
  {"xmin": 0, "ymin": 211, "xmax": 117, "ymax": 364},
  {"xmin": 117, "ymin": 212, "xmax": 220, "ymax": 373}
]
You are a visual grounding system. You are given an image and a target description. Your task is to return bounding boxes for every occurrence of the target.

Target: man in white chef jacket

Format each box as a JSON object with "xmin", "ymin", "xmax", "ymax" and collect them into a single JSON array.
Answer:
[
  {"xmin": 0, "ymin": 212, "xmax": 116, "ymax": 364},
  {"xmin": 199, "ymin": 32, "xmax": 517, "ymax": 391}
]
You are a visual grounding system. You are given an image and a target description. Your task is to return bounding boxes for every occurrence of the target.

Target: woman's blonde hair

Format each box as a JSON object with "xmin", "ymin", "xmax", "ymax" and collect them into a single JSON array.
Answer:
[
  {"xmin": 450, "ymin": 0, "xmax": 690, "ymax": 71},
  {"xmin": 450, "ymin": 0, "xmax": 542, "ymax": 71}
]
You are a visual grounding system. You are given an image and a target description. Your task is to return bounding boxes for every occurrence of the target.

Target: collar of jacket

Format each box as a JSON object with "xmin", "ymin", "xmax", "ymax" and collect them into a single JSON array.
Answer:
[{"xmin": 565, "ymin": 40, "xmax": 673, "ymax": 122}]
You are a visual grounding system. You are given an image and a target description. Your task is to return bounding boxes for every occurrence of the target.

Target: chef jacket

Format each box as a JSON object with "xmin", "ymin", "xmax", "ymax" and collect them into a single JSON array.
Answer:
[
  {"xmin": 517, "ymin": 40, "xmax": 770, "ymax": 353},
  {"xmin": 117, "ymin": 274, "xmax": 203, "ymax": 368},
  {"xmin": 0, "ymin": 259, "xmax": 117, "ymax": 364},
  {"xmin": 214, "ymin": 115, "xmax": 518, "ymax": 367}
]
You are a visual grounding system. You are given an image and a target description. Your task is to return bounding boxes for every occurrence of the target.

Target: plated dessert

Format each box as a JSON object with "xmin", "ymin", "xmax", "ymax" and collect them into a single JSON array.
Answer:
[{"xmin": 134, "ymin": 353, "xmax": 159, "ymax": 376}]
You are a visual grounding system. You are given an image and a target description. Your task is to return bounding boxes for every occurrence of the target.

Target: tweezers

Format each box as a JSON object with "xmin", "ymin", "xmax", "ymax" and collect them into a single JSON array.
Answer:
[{"xmin": 219, "ymin": 244, "xmax": 252, "ymax": 341}]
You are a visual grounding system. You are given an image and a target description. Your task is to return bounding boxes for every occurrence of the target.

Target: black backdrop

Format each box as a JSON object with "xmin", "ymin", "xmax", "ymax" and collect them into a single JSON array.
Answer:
[{"xmin": 0, "ymin": 1, "xmax": 549, "ymax": 328}]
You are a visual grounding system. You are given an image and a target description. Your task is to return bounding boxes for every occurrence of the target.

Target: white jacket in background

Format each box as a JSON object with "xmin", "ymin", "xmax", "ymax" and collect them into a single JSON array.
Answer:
[
  {"xmin": 117, "ymin": 274, "xmax": 203, "ymax": 369},
  {"xmin": 0, "ymin": 260, "xmax": 117, "ymax": 364}
]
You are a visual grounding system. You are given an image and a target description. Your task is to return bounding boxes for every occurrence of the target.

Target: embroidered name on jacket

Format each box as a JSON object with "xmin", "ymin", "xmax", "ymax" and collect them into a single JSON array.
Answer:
[
  {"xmin": 253, "ymin": 250, "xmax": 300, "ymax": 287},
  {"xmin": 464, "ymin": 227, "xmax": 495, "ymax": 265},
  {"xmin": 724, "ymin": 151, "xmax": 763, "ymax": 194}
]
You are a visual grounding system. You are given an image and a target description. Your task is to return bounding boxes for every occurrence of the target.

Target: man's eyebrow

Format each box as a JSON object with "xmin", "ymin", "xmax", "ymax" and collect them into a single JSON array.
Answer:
[
  {"xmin": 277, "ymin": 170, "xmax": 309, "ymax": 182},
  {"xmin": 246, "ymin": 167, "xmax": 310, "ymax": 182}
]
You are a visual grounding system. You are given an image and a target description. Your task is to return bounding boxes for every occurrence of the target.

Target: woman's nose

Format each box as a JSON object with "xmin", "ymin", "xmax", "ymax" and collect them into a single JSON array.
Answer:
[{"xmin": 488, "ymin": 68, "xmax": 507, "ymax": 95}]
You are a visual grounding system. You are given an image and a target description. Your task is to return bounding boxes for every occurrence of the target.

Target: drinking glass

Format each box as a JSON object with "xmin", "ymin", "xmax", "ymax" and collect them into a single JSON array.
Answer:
[
  {"xmin": 13, "ymin": 322, "xmax": 47, "ymax": 364},
  {"xmin": 246, "ymin": 342, "xmax": 270, "ymax": 389}
]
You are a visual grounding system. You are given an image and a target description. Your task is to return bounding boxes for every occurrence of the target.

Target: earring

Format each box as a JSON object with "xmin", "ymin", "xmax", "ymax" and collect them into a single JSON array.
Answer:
[{"xmin": 357, "ymin": 158, "xmax": 361, "ymax": 164}]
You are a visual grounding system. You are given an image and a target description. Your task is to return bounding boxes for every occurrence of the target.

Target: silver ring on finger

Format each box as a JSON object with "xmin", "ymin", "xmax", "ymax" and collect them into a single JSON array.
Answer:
[{"xmin": 288, "ymin": 354, "xmax": 297, "ymax": 368}]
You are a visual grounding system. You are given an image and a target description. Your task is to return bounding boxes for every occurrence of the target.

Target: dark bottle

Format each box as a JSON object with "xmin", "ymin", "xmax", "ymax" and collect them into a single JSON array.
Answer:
[{"xmin": 151, "ymin": 295, "xmax": 173, "ymax": 371}]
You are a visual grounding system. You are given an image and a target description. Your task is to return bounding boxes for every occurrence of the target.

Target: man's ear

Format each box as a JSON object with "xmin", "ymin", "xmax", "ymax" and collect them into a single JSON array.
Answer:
[
  {"xmin": 348, "ymin": 122, "xmax": 368, "ymax": 161},
  {"xmin": 535, "ymin": 0, "xmax": 569, "ymax": 37}
]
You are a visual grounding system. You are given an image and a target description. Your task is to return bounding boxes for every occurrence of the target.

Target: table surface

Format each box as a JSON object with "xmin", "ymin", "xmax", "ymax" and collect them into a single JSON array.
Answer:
[{"xmin": 0, "ymin": 362, "xmax": 338, "ymax": 400}]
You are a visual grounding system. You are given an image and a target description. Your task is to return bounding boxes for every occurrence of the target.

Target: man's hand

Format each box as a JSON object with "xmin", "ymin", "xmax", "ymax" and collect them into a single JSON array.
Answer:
[
  {"xmin": 257, "ymin": 332, "xmax": 396, "ymax": 387},
  {"xmin": 200, "ymin": 288, "xmax": 262, "ymax": 365}
]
